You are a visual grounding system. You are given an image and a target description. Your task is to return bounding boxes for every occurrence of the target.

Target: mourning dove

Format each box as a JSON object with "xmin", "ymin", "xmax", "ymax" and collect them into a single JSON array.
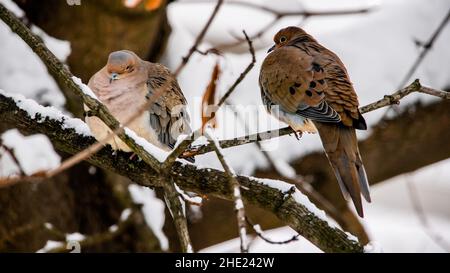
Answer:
[
  {"xmin": 259, "ymin": 26, "xmax": 370, "ymax": 217},
  {"xmin": 85, "ymin": 50, "xmax": 192, "ymax": 155}
]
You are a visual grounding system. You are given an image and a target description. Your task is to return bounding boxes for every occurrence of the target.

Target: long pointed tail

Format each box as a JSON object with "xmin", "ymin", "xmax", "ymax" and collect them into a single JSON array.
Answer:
[{"xmin": 316, "ymin": 123, "xmax": 371, "ymax": 217}]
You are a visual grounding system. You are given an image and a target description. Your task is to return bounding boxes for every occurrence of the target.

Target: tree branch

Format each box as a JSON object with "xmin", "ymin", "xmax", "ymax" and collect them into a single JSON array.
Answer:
[
  {"xmin": 217, "ymin": 30, "xmax": 256, "ymax": 107},
  {"xmin": 0, "ymin": 92, "xmax": 363, "ymax": 252},
  {"xmin": 205, "ymin": 127, "xmax": 248, "ymax": 253},
  {"xmin": 189, "ymin": 0, "xmax": 371, "ymax": 51},
  {"xmin": 398, "ymin": 10, "xmax": 450, "ymax": 88},
  {"xmin": 173, "ymin": 0, "xmax": 224, "ymax": 76},
  {"xmin": 181, "ymin": 79, "xmax": 449, "ymax": 158}
]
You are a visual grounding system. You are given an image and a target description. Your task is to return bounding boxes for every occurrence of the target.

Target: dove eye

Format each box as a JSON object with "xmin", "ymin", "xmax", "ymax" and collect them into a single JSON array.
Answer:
[{"xmin": 279, "ymin": 36, "xmax": 287, "ymax": 43}]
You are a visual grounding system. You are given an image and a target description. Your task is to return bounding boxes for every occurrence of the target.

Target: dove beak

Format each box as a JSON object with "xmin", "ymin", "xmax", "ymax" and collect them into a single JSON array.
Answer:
[
  {"xmin": 110, "ymin": 73, "xmax": 119, "ymax": 84},
  {"xmin": 267, "ymin": 45, "xmax": 275, "ymax": 53}
]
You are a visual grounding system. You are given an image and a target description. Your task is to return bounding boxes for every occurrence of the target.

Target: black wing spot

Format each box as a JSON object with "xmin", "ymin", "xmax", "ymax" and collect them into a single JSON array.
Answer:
[
  {"xmin": 309, "ymin": 81, "xmax": 316, "ymax": 88},
  {"xmin": 318, "ymin": 79, "xmax": 325, "ymax": 85},
  {"xmin": 294, "ymin": 82, "xmax": 302, "ymax": 88},
  {"xmin": 312, "ymin": 62, "xmax": 322, "ymax": 72},
  {"xmin": 289, "ymin": 87, "xmax": 296, "ymax": 95},
  {"xmin": 305, "ymin": 90, "xmax": 313, "ymax": 97}
]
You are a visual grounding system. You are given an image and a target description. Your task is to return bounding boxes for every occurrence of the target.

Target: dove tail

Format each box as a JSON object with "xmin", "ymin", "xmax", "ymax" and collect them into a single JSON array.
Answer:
[{"xmin": 316, "ymin": 123, "xmax": 371, "ymax": 217}]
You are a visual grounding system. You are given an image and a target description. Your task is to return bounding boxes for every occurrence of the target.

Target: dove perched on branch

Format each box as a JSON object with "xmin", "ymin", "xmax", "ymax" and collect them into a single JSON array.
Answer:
[
  {"xmin": 259, "ymin": 27, "xmax": 370, "ymax": 217},
  {"xmin": 85, "ymin": 50, "xmax": 191, "ymax": 154}
]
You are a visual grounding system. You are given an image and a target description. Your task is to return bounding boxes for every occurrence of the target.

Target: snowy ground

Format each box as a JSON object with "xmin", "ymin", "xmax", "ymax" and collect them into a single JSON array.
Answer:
[{"xmin": 0, "ymin": 0, "xmax": 449, "ymax": 252}]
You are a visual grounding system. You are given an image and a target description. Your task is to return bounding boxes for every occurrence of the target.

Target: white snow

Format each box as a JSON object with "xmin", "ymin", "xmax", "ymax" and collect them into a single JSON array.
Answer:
[
  {"xmin": 175, "ymin": 183, "xmax": 203, "ymax": 205},
  {"xmin": 109, "ymin": 224, "xmax": 119, "ymax": 233},
  {"xmin": 0, "ymin": 90, "xmax": 92, "ymax": 136},
  {"xmin": 124, "ymin": 127, "xmax": 170, "ymax": 162},
  {"xmin": 71, "ymin": 76, "xmax": 98, "ymax": 100},
  {"xmin": 120, "ymin": 208, "xmax": 132, "ymax": 221},
  {"xmin": 1, "ymin": 129, "xmax": 61, "ymax": 176},
  {"xmin": 0, "ymin": 0, "xmax": 70, "ymax": 109},
  {"xmin": 66, "ymin": 232, "xmax": 85, "ymax": 242},
  {"xmin": 0, "ymin": 0, "xmax": 449, "ymax": 253},
  {"xmin": 128, "ymin": 184, "xmax": 169, "ymax": 251},
  {"xmin": 249, "ymin": 176, "xmax": 337, "ymax": 227},
  {"xmin": 164, "ymin": 0, "xmax": 450, "ymax": 174},
  {"xmin": 271, "ymin": 157, "xmax": 298, "ymax": 179},
  {"xmin": 364, "ymin": 241, "xmax": 383, "ymax": 253},
  {"xmin": 36, "ymin": 240, "xmax": 64, "ymax": 253},
  {"xmin": 202, "ymin": 159, "xmax": 450, "ymax": 253},
  {"xmin": 235, "ymin": 199, "xmax": 244, "ymax": 210}
]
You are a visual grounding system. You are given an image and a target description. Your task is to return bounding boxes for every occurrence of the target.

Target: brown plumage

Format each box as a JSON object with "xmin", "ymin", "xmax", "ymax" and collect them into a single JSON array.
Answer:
[
  {"xmin": 259, "ymin": 26, "xmax": 370, "ymax": 217},
  {"xmin": 86, "ymin": 50, "xmax": 191, "ymax": 154}
]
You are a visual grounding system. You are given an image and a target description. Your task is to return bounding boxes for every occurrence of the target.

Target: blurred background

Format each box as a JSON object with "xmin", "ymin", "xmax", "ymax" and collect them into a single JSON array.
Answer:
[{"xmin": 0, "ymin": 0, "xmax": 449, "ymax": 252}]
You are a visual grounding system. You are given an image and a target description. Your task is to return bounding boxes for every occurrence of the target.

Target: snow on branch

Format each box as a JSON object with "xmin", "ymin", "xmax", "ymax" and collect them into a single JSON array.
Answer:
[
  {"xmin": 205, "ymin": 127, "xmax": 249, "ymax": 253},
  {"xmin": 0, "ymin": 92, "xmax": 364, "ymax": 252}
]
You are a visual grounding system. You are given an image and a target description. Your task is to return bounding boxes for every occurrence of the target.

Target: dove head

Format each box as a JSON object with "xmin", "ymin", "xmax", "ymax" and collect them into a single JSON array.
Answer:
[
  {"xmin": 268, "ymin": 26, "xmax": 315, "ymax": 53},
  {"xmin": 106, "ymin": 50, "xmax": 140, "ymax": 83}
]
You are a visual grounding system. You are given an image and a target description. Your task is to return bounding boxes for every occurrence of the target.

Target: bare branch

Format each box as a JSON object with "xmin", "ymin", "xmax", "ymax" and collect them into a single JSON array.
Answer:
[
  {"xmin": 0, "ymin": 143, "xmax": 26, "ymax": 176},
  {"xmin": 407, "ymin": 179, "xmax": 450, "ymax": 252},
  {"xmin": 359, "ymin": 79, "xmax": 449, "ymax": 113},
  {"xmin": 188, "ymin": 0, "xmax": 371, "ymax": 51},
  {"xmin": 188, "ymin": 0, "xmax": 371, "ymax": 17},
  {"xmin": 246, "ymin": 217, "xmax": 299, "ymax": 245},
  {"xmin": 0, "ymin": 3, "xmax": 162, "ymax": 172},
  {"xmin": 0, "ymin": 3, "xmax": 195, "ymax": 252},
  {"xmin": 205, "ymin": 127, "xmax": 248, "ymax": 253},
  {"xmin": 398, "ymin": 10, "xmax": 450, "ymax": 88},
  {"xmin": 45, "ymin": 208, "xmax": 137, "ymax": 253},
  {"xmin": 163, "ymin": 178, "xmax": 194, "ymax": 253},
  {"xmin": 181, "ymin": 80, "xmax": 449, "ymax": 158},
  {"xmin": 0, "ymin": 93, "xmax": 365, "ymax": 252},
  {"xmin": 217, "ymin": 30, "xmax": 256, "ymax": 107},
  {"xmin": 173, "ymin": 0, "xmax": 224, "ymax": 76}
]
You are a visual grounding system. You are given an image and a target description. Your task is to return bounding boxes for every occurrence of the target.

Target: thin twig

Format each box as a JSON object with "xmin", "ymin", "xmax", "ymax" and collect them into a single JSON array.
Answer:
[
  {"xmin": 359, "ymin": 79, "xmax": 449, "ymax": 113},
  {"xmin": 381, "ymin": 10, "xmax": 450, "ymax": 119},
  {"xmin": 216, "ymin": 16, "xmax": 279, "ymax": 51},
  {"xmin": 173, "ymin": 0, "xmax": 224, "ymax": 76},
  {"xmin": 0, "ymin": 93, "xmax": 369, "ymax": 252},
  {"xmin": 217, "ymin": 30, "xmax": 256, "ymax": 107},
  {"xmin": 45, "ymin": 208, "xmax": 137, "ymax": 253},
  {"xmin": 398, "ymin": 10, "xmax": 450, "ymax": 88},
  {"xmin": 188, "ymin": 0, "xmax": 371, "ymax": 17},
  {"xmin": 0, "ymin": 3, "xmax": 162, "ymax": 172},
  {"xmin": 205, "ymin": 127, "xmax": 248, "ymax": 253},
  {"xmin": 188, "ymin": 0, "xmax": 371, "ymax": 51},
  {"xmin": 180, "ymin": 80, "xmax": 449, "ymax": 158},
  {"xmin": 221, "ymin": 99, "xmax": 368, "ymax": 241},
  {"xmin": 0, "ymin": 2, "xmax": 195, "ymax": 252},
  {"xmin": 407, "ymin": 177, "xmax": 450, "ymax": 252},
  {"xmin": 0, "ymin": 143, "xmax": 26, "ymax": 176},
  {"xmin": 246, "ymin": 217, "xmax": 300, "ymax": 245}
]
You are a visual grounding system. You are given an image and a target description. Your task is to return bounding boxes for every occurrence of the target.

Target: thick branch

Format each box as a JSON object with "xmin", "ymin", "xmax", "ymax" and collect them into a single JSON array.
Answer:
[
  {"xmin": 0, "ymin": 3, "xmax": 162, "ymax": 172},
  {"xmin": 0, "ymin": 93, "xmax": 363, "ymax": 253}
]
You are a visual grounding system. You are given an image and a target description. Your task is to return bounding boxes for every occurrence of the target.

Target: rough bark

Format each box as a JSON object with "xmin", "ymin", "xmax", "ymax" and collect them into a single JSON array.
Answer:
[
  {"xmin": 14, "ymin": 0, "xmax": 171, "ymax": 116},
  {"xmin": 0, "ymin": 1, "xmax": 169, "ymax": 252},
  {"xmin": 0, "ymin": 93, "xmax": 364, "ymax": 253}
]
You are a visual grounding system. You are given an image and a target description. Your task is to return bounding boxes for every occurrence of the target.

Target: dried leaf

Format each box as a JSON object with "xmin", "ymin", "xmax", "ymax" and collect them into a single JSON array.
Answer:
[
  {"xmin": 123, "ymin": 0, "xmax": 162, "ymax": 11},
  {"xmin": 201, "ymin": 62, "xmax": 221, "ymax": 132},
  {"xmin": 145, "ymin": 0, "xmax": 163, "ymax": 11}
]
